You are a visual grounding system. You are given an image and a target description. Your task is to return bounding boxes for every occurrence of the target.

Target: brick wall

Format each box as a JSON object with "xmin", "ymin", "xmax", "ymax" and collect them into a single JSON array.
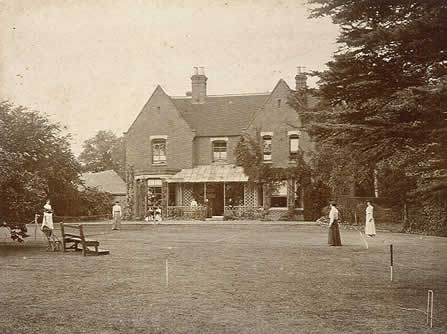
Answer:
[
  {"xmin": 125, "ymin": 86, "xmax": 195, "ymax": 175},
  {"xmin": 194, "ymin": 136, "xmax": 241, "ymax": 165},
  {"xmin": 246, "ymin": 80, "xmax": 313, "ymax": 167}
]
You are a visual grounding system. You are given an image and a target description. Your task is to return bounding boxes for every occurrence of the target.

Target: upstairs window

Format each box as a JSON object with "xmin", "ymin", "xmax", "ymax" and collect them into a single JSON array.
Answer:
[
  {"xmin": 263, "ymin": 135, "xmax": 272, "ymax": 161},
  {"xmin": 152, "ymin": 139, "xmax": 166, "ymax": 165},
  {"xmin": 213, "ymin": 141, "xmax": 227, "ymax": 162},
  {"xmin": 289, "ymin": 134, "xmax": 300, "ymax": 158}
]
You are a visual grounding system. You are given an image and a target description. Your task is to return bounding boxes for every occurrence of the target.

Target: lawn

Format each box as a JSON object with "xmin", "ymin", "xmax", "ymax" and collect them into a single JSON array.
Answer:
[{"xmin": 1, "ymin": 223, "xmax": 446, "ymax": 334}]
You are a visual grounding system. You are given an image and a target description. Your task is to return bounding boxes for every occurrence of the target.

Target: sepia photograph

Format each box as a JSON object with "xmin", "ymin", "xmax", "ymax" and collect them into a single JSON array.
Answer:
[{"xmin": 1, "ymin": 0, "xmax": 446, "ymax": 333}]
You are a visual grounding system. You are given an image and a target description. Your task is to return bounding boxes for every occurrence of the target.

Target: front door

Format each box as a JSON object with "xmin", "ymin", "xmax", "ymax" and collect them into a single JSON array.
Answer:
[{"xmin": 206, "ymin": 183, "xmax": 224, "ymax": 216}]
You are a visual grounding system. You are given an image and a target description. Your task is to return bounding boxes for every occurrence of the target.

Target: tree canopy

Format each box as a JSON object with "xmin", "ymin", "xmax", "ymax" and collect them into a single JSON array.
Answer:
[
  {"xmin": 304, "ymin": 0, "xmax": 447, "ymax": 195},
  {"xmin": 79, "ymin": 130, "xmax": 124, "ymax": 178},
  {"xmin": 0, "ymin": 101, "xmax": 81, "ymax": 222},
  {"xmin": 0, "ymin": 102, "xmax": 114, "ymax": 229}
]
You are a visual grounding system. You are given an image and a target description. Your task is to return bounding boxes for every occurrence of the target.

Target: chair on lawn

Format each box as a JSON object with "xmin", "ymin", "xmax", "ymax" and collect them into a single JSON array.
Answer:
[{"xmin": 60, "ymin": 223, "xmax": 109, "ymax": 256}]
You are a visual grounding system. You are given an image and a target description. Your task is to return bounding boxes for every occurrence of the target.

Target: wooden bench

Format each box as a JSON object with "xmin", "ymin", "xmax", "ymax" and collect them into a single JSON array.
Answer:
[{"xmin": 60, "ymin": 223, "xmax": 109, "ymax": 256}]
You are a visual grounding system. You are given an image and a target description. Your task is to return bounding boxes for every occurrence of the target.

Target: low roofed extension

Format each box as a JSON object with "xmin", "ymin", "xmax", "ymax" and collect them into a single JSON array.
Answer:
[{"xmin": 80, "ymin": 170, "xmax": 126, "ymax": 195}]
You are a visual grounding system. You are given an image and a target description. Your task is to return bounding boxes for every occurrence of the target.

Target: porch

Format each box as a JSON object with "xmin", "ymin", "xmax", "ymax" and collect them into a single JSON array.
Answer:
[{"xmin": 133, "ymin": 164, "xmax": 305, "ymax": 221}]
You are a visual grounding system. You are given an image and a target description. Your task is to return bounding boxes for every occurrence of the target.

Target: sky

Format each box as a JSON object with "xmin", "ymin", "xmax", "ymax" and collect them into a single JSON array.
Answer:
[{"xmin": 0, "ymin": 0, "xmax": 339, "ymax": 155}]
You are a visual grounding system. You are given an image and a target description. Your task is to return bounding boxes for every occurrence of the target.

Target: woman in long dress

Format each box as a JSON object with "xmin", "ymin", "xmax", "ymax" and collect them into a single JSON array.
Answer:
[
  {"xmin": 328, "ymin": 203, "xmax": 342, "ymax": 246},
  {"xmin": 365, "ymin": 201, "xmax": 376, "ymax": 237},
  {"xmin": 41, "ymin": 199, "xmax": 54, "ymax": 237}
]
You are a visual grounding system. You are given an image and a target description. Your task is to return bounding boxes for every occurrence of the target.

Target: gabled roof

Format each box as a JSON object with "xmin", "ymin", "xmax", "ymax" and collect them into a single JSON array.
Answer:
[
  {"xmin": 126, "ymin": 85, "xmax": 195, "ymax": 135},
  {"xmin": 80, "ymin": 170, "xmax": 126, "ymax": 195},
  {"xmin": 171, "ymin": 93, "xmax": 269, "ymax": 136}
]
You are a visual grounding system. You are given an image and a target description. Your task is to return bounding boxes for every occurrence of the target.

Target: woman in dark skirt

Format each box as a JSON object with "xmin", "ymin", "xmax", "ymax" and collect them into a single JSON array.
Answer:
[{"xmin": 328, "ymin": 203, "xmax": 342, "ymax": 246}]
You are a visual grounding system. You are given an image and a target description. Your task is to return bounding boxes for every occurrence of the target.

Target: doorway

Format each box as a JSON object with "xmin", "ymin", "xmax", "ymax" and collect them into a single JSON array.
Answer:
[{"xmin": 206, "ymin": 183, "xmax": 224, "ymax": 216}]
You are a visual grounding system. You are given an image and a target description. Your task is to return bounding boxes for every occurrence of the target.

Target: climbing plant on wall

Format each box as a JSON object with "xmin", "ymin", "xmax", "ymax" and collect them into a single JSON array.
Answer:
[
  {"xmin": 125, "ymin": 164, "xmax": 135, "ymax": 219},
  {"xmin": 235, "ymin": 134, "xmax": 313, "ymax": 219}
]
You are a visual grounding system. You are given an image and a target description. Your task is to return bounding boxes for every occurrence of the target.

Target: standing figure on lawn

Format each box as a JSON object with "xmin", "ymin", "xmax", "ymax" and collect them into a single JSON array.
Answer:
[
  {"xmin": 328, "ymin": 202, "xmax": 342, "ymax": 246},
  {"xmin": 365, "ymin": 201, "xmax": 376, "ymax": 237},
  {"xmin": 41, "ymin": 199, "xmax": 54, "ymax": 238},
  {"xmin": 112, "ymin": 201, "xmax": 122, "ymax": 230}
]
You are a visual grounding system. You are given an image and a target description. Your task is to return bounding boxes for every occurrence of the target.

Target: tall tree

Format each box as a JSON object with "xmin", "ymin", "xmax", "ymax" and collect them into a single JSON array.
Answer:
[
  {"xmin": 79, "ymin": 130, "xmax": 124, "ymax": 177},
  {"xmin": 0, "ymin": 101, "xmax": 82, "ymax": 222},
  {"xmin": 303, "ymin": 0, "xmax": 447, "ymax": 192}
]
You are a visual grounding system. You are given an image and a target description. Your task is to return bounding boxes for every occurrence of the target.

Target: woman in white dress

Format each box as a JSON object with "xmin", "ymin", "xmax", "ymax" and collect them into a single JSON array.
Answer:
[
  {"xmin": 365, "ymin": 201, "xmax": 376, "ymax": 237},
  {"xmin": 41, "ymin": 199, "xmax": 54, "ymax": 237}
]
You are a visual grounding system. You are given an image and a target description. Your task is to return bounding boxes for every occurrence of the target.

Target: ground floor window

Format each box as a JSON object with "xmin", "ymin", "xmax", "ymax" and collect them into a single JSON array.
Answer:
[
  {"xmin": 270, "ymin": 181, "xmax": 287, "ymax": 208},
  {"xmin": 168, "ymin": 183, "xmax": 176, "ymax": 206},
  {"xmin": 147, "ymin": 179, "xmax": 162, "ymax": 207},
  {"xmin": 224, "ymin": 183, "xmax": 244, "ymax": 206}
]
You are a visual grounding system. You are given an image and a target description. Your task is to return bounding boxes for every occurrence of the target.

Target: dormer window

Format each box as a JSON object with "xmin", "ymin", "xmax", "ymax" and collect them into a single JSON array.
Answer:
[
  {"xmin": 152, "ymin": 138, "xmax": 167, "ymax": 165},
  {"xmin": 212, "ymin": 140, "xmax": 227, "ymax": 162},
  {"xmin": 262, "ymin": 134, "xmax": 273, "ymax": 161}
]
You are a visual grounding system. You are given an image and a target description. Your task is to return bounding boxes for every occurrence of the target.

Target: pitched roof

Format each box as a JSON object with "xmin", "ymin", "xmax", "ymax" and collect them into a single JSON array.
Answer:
[
  {"xmin": 171, "ymin": 93, "xmax": 269, "ymax": 136},
  {"xmin": 80, "ymin": 170, "xmax": 126, "ymax": 195}
]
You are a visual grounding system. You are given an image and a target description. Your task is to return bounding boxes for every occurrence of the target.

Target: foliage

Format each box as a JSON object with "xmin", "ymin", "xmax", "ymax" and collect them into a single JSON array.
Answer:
[
  {"xmin": 406, "ymin": 191, "xmax": 447, "ymax": 235},
  {"xmin": 235, "ymin": 135, "xmax": 312, "ymax": 186},
  {"xmin": 125, "ymin": 164, "xmax": 135, "ymax": 219},
  {"xmin": 71, "ymin": 187, "xmax": 114, "ymax": 217},
  {"xmin": 79, "ymin": 130, "xmax": 125, "ymax": 178},
  {"xmin": 303, "ymin": 180, "xmax": 331, "ymax": 220},
  {"xmin": 305, "ymin": 0, "xmax": 447, "ymax": 183},
  {"xmin": 235, "ymin": 134, "xmax": 313, "ymax": 219},
  {"xmin": 297, "ymin": 0, "xmax": 447, "ymax": 229},
  {"xmin": 0, "ymin": 101, "xmax": 82, "ymax": 225},
  {"xmin": 0, "ymin": 101, "xmax": 113, "ymax": 241}
]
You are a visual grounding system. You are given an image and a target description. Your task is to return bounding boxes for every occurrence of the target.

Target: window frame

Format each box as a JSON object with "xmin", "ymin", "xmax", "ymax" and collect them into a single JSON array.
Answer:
[
  {"xmin": 289, "ymin": 134, "xmax": 300, "ymax": 158},
  {"xmin": 147, "ymin": 179, "xmax": 163, "ymax": 207},
  {"xmin": 270, "ymin": 181, "xmax": 288, "ymax": 208},
  {"xmin": 262, "ymin": 135, "xmax": 272, "ymax": 161},
  {"xmin": 212, "ymin": 140, "xmax": 227, "ymax": 162},
  {"xmin": 152, "ymin": 138, "xmax": 167, "ymax": 165}
]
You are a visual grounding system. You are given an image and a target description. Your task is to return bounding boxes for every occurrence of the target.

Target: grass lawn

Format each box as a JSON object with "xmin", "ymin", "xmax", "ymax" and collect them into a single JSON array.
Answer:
[{"xmin": 1, "ymin": 223, "xmax": 446, "ymax": 334}]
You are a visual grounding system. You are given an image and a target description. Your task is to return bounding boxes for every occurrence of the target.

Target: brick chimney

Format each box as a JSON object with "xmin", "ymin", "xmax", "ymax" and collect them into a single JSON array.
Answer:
[
  {"xmin": 191, "ymin": 66, "xmax": 207, "ymax": 104},
  {"xmin": 295, "ymin": 66, "xmax": 307, "ymax": 90}
]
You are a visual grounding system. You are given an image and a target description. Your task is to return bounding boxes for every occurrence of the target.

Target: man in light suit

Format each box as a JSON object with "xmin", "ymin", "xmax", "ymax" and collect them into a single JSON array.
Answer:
[{"xmin": 112, "ymin": 201, "xmax": 122, "ymax": 230}]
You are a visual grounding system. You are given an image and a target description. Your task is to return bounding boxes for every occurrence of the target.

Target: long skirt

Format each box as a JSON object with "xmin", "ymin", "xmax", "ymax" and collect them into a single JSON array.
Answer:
[
  {"xmin": 112, "ymin": 214, "xmax": 121, "ymax": 230},
  {"xmin": 328, "ymin": 222, "xmax": 342, "ymax": 246},
  {"xmin": 365, "ymin": 219, "xmax": 376, "ymax": 236},
  {"xmin": 41, "ymin": 212, "xmax": 54, "ymax": 230}
]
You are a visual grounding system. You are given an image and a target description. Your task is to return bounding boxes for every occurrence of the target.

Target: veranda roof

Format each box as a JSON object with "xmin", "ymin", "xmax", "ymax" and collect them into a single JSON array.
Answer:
[{"xmin": 168, "ymin": 164, "xmax": 248, "ymax": 183}]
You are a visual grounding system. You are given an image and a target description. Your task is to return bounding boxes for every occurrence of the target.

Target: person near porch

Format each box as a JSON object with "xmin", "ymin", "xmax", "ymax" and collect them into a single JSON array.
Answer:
[
  {"xmin": 204, "ymin": 198, "xmax": 211, "ymax": 218},
  {"xmin": 365, "ymin": 201, "xmax": 376, "ymax": 237},
  {"xmin": 112, "ymin": 201, "xmax": 122, "ymax": 230},
  {"xmin": 328, "ymin": 202, "xmax": 342, "ymax": 246},
  {"xmin": 145, "ymin": 207, "xmax": 154, "ymax": 221},
  {"xmin": 154, "ymin": 207, "xmax": 162, "ymax": 222},
  {"xmin": 190, "ymin": 198, "xmax": 199, "ymax": 219}
]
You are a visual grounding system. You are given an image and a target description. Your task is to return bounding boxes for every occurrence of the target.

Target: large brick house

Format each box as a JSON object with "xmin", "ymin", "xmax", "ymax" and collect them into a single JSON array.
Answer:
[{"xmin": 124, "ymin": 67, "xmax": 313, "ymax": 220}]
